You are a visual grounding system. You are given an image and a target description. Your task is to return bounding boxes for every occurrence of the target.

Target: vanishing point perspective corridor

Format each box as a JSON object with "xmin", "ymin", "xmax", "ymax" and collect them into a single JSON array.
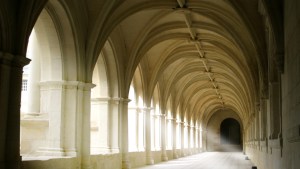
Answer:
[{"xmin": 1, "ymin": 0, "xmax": 299, "ymax": 169}]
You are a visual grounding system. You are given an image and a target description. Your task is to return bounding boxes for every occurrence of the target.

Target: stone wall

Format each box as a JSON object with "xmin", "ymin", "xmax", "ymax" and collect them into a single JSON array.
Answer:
[
  {"xmin": 21, "ymin": 149, "xmax": 202, "ymax": 169},
  {"xmin": 206, "ymin": 110, "xmax": 242, "ymax": 152},
  {"xmin": 282, "ymin": 0, "xmax": 300, "ymax": 169}
]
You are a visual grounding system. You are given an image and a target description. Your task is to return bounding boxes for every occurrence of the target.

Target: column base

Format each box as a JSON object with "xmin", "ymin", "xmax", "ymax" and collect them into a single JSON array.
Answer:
[
  {"xmin": 122, "ymin": 160, "xmax": 131, "ymax": 169},
  {"xmin": 173, "ymin": 151, "xmax": 178, "ymax": 159},
  {"xmin": 181, "ymin": 150, "xmax": 186, "ymax": 157},
  {"xmin": 82, "ymin": 164, "xmax": 93, "ymax": 169},
  {"xmin": 161, "ymin": 154, "xmax": 168, "ymax": 161},
  {"xmin": 146, "ymin": 156, "xmax": 154, "ymax": 165}
]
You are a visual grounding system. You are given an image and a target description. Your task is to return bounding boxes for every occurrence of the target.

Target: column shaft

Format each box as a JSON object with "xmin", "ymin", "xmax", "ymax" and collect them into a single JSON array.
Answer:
[
  {"xmin": 187, "ymin": 125, "xmax": 191, "ymax": 155},
  {"xmin": 269, "ymin": 82, "xmax": 281, "ymax": 139},
  {"xmin": 172, "ymin": 119, "xmax": 178, "ymax": 159},
  {"xmin": 121, "ymin": 99, "xmax": 131, "ymax": 169},
  {"xmin": 145, "ymin": 107, "xmax": 154, "ymax": 165},
  {"xmin": 160, "ymin": 115, "xmax": 168, "ymax": 161},
  {"xmin": 0, "ymin": 53, "xmax": 30, "ymax": 169},
  {"xmin": 180, "ymin": 122, "xmax": 185, "ymax": 157},
  {"xmin": 26, "ymin": 31, "xmax": 40, "ymax": 114},
  {"xmin": 109, "ymin": 98, "xmax": 120, "ymax": 153},
  {"xmin": 81, "ymin": 83, "xmax": 95, "ymax": 169}
]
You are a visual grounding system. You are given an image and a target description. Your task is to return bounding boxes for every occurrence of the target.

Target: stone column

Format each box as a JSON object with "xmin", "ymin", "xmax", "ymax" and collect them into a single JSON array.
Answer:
[
  {"xmin": 90, "ymin": 97, "xmax": 108, "ymax": 153},
  {"xmin": 80, "ymin": 83, "xmax": 95, "ymax": 169},
  {"xmin": 109, "ymin": 98, "xmax": 121, "ymax": 153},
  {"xmin": 26, "ymin": 31, "xmax": 40, "ymax": 115},
  {"xmin": 255, "ymin": 112, "xmax": 260, "ymax": 141},
  {"xmin": 121, "ymin": 99, "xmax": 131, "ymax": 169},
  {"xmin": 187, "ymin": 124, "xmax": 191, "ymax": 155},
  {"xmin": 64, "ymin": 81, "xmax": 86, "ymax": 156},
  {"xmin": 193, "ymin": 126, "xmax": 196, "ymax": 154},
  {"xmin": 0, "ymin": 53, "xmax": 30, "ymax": 169},
  {"xmin": 269, "ymin": 82, "xmax": 281, "ymax": 139},
  {"xmin": 135, "ymin": 108, "xmax": 139, "ymax": 151},
  {"xmin": 144, "ymin": 107, "xmax": 154, "ymax": 165},
  {"xmin": 198, "ymin": 127, "xmax": 202, "ymax": 152},
  {"xmin": 172, "ymin": 119, "xmax": 178, "ymax": 159},
  {"xmin": 38, "ymin": 81, "xmax": 65, "ymax": 156},
  {"xmin": 137, "ymin": 108, "xmax": 143, "ymax": 151},
  {"xmin": 260, "ymin": 99, "xmax": 267, "ymax": 140},
  {"xmin": 160, "ymin": 114, "xmax": 168, "ymax": 161},
  {"xmin": 202, "ymin": 129, "xmax": 207, "ymax": 151},
  {"xmin": 180, "ymin": 122, "xmax": 185, "ymax": 157}
]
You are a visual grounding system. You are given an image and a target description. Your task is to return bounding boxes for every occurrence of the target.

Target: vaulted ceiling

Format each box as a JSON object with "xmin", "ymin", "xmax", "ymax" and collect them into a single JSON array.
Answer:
[{"xmin": 87, "ymin": 0, "xmax": 267, "ymax": 125}]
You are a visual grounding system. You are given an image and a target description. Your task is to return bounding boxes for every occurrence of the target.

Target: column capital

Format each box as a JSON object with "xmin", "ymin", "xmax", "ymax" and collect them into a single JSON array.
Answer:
[
  {"xmin": 166, "ymin": 118, "xmax": 176, "ymax": 121},
  {"xmin": 107, "ymin": 97, "xmax": 131, "ymax": 105},
  {"xmin": 121, "ymin": 98, "xmax": 131, "ymax": 103},
  {"xmin": 39, "ymin": 81, "xmax": 96, "ymax": 90},
  {"xmin": 91, "ymin": 97, "xmax": 111, "ymax": 103},
  {"xmin": 176, "ymin": 121, "xmax": 185, "ymax": 124},
  {"xmin": 79, "ymin": 82, "xmax": 96, "ymax": 91},
  {"xmin": 0, "ymin": 52, "xmax": 30, "ymax": 67},
  {"xmin": 140, "ymin": 107, "xmax": 154, "ymax": 113}
]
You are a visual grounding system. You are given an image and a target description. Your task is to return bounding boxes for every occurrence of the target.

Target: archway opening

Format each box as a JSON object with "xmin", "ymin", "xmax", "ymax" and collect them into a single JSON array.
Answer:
[{"xmin": 220, "ymin": 118, "xmax": 241, "ymax": 149}]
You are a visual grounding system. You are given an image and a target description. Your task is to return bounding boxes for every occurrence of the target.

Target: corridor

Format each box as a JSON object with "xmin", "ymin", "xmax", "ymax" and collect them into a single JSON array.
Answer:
[{"xmin": 136, "ymin": 152, "xmax": 253, "ymax": 169}]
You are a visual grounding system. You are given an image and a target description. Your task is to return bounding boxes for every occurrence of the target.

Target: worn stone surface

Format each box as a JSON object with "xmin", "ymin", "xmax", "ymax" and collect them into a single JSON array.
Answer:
[{"xmin": 135, "ymin": 152, "xmax": 253, "ymax": 169}]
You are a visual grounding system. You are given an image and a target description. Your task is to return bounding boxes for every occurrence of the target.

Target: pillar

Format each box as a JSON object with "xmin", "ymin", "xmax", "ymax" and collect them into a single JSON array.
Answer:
[
  {"xmin": 198, "ymin": 127, "xmax": 202, "ymax": 152},
  {"xmin": 180, "ymin": 122, "xmax": 185, "ymax": 157},
  {"xmin": 260, "ymin": 98, "xmax": 267, "ymax": 140},
  {"xmin": 64, "ymin": 81, "xmax": 87, "ymax": 156},
  {"xmin": 135, "ymin": 108, "xmax": 139, "ymax": 151},
  {"xmin": 160, "ymin": 114, "xmax": 168, "ymax": 161},
  {"xmin": 121, "ymin": 99, "xmax": 131, "ymax": 169},
  {"xmin": 80, "ymin": 83, "xmax": 95, "ymax": 169},
  {"xmin": 171, "ymin": 118, "xmax": 178, "ymax": 159},
  {"xmin": 0, "ymin": 53, "xmax": 30, "ymax": 169},
  {"xmin": 36, "ymin": 81, "xmax": 87, "ymax": 157},
  {"xmin": 144, "ymin": 107, "xmax": 154, "ymax": 165},
  {"xmin": 193, "ymin": 126, "xmax": 196, "ymax": 153},
  {"xmin": 187, "ymin": 125, "xmax": 191, "ymax": 155},
  {"xmin": 269, "ymin": 82, "xmax": 281, "ymax": 139},
  {"xmin": 38, "ymin": 81, "xmax": 66, "ymax": 156},
  {"xmin": 109, "ymin": 98, "xmax": 121, "ymax": 153},
  {"xmin": 202, "ymin": 128, "xmax": 207, "ymax": 151},
  {"xmin": 137, "ymin": 108, "xmax": 144, "ymax": 151},
  {"xmin": 26, "ymin": 30, "xmax": 40, "ymax": 115},
  {"xmin": 90, "ymin": 97, "xmax": 109, "ymax": 153}
]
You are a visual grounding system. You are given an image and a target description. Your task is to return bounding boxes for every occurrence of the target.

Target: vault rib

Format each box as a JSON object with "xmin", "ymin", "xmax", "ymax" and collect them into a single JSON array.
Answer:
[{"xmin": 176, "ymin": 1, "xmax": 225, "ymax": 107}]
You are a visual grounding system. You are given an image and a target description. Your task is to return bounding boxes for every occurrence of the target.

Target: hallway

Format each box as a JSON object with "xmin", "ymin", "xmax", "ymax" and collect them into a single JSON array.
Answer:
[
  {"xmin": 1, "ymin": 0, "xmax": 298, "ymax": 169},
  {"xmin": 135, "ymin": 152, "xmax": 253, "ymax": 169}
]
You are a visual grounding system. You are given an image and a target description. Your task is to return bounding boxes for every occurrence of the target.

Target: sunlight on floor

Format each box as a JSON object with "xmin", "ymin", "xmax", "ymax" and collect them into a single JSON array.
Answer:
[{"xmin": 135, "ymin": 152, "xmax": 253, "ymax": 169}]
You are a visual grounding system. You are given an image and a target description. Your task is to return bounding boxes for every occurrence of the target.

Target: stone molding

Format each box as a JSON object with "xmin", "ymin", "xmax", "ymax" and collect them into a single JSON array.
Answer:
[
  {"xmin": 91, "ymin": 97, "xmax": 111, "ymax": 102},
  {"xmin": 39, "ymin": 81, "xmax": 95, "ymax": 90},
  {"xmin": 0, "ymin": 52, "xmax": 30, "ymax": 67}
]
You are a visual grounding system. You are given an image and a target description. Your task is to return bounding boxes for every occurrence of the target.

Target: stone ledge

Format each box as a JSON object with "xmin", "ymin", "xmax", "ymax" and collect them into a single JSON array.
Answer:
[{"xmin": 21, "ymin": 118, "xmax": 49, "ymax": 127}]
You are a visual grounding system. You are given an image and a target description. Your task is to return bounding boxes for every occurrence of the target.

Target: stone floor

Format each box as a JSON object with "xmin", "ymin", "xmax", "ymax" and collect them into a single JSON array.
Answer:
[{"xmin": 135, "ymin": 152, "xmax": 254, "ymax": 169}]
